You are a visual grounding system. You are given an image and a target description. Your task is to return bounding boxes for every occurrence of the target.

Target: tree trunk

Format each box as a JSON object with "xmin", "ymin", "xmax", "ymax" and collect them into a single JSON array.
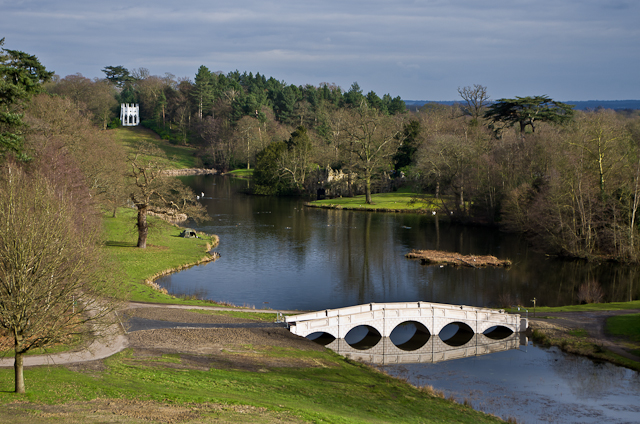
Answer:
[
  {"xmin": 14, "ymin": 348, "xmax": 24, "ymax": 393},
  {"xmin": 365, "ymin": 171, "xmax": 372, "ymax": 204},
  {"xmin": 137, "ymin": 206, "xmax": 148, "ymax": 248}
]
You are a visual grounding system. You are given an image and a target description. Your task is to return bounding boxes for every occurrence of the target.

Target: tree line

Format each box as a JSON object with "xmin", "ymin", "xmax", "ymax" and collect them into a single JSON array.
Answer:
[{"xmin": 41, "ymin": 63, "xmax": 640, "ymax": 263}]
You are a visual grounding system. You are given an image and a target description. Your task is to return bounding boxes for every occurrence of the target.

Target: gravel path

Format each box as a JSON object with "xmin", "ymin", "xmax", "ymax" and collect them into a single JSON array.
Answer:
[{"xmin": 0, "ymin": 304, "xmax": 316, "ymax": 368}]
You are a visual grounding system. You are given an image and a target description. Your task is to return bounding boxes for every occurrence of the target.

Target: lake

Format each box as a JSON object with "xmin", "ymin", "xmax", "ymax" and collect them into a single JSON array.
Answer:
[
  {"xmin": 157, "ymin": 175, "xmax": 640, "ymax": 311},
  {"xmin": 155, "ymin": 175, "xmax": 640, "ymax": 424}
]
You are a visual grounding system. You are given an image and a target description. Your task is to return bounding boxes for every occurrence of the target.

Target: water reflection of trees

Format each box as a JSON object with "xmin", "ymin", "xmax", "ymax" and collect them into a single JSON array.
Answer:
[{"xmin": 182, "ymin": 175, "xmax": 640, "ymax": 309}]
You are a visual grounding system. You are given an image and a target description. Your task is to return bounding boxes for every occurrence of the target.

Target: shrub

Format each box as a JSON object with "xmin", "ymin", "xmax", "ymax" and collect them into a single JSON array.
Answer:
[{"xmin": 577, "ymin": 280, "xmax": 604, "ymax": 304}]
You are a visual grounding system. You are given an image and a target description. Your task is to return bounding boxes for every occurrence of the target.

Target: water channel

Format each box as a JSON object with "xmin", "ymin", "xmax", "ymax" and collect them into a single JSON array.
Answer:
[{"xmin": 156, "ymin": 175, "xmax": 640, "ymax": 423}]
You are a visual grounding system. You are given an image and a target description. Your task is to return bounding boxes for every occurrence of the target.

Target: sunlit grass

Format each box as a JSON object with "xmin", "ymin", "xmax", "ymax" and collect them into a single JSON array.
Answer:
[
  {"xmin": 309, "ymin": 190, "xmax": 440, "ymax": 212},
  {"xmin": 102, "ymin": 208, "xmax": 222, "ymax": 305},
  {"xmin": 0, "ymin": 348, "xmax": 504, "ymax": 423},
  {"xmin": 111, "ymin": 126, "xmax": 199, "ymax": 169},
  {"xmin": 535, "ymin": 300, "xmax": 640, "ymax": 313},
  {"xmin": 226, "ymin": 168, "xmax": 254, "ymax": 178},
  {"xmin": 606, "ymin": 313, "xmax": 640, "ymax": 342}
]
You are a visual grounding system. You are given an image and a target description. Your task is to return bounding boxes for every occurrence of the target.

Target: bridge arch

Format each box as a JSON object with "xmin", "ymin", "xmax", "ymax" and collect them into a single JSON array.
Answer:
[
  {"xmin": 345, "ymin": 325, "xmax": 382, "ymax": 350},
  {"xmin": 307, "ymin": 331, "xmax": 336, "ymax": 346},
  {"xmin": 482, "ymin": 325, "xmax": 514, "ymax": 340},
  {"xmin": 477, "ymin": 320, "xmax": 517, "ymax": 334},
  {"xmin": 389, "ymin": 321, "xmax": 431, "ymax": 351},
  {"xmin": 439, "ymin": 322, "xmax": 474, "ymax": 347}
]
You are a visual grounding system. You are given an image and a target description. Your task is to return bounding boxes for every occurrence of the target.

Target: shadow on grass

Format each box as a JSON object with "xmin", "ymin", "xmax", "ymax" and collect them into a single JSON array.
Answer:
[{"xmin": 105, "ymin": 241, "xmax": 137, "ymax": 247}]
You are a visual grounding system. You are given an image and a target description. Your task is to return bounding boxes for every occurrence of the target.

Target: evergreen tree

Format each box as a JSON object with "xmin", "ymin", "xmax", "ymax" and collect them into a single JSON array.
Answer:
[
  {"xmin": 344, "ymin": 82, "xmax": 365, "ymax": 108},
  {"xmin": 192, "ymin": 65, "xmax": 216, "ymax": 119},
  {"xmin": 0, "ymin": 38, "xmax": 53, "ymax": 159},
  {"xmin": 484, "ymin": 95, "xmax": 574, "ymax": 138}
]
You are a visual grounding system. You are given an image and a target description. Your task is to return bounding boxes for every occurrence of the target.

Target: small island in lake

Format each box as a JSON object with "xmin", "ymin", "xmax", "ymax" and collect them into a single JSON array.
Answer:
[{"xmin": 406, "ymin": 249, "xmax": 512, "ymax": 268}]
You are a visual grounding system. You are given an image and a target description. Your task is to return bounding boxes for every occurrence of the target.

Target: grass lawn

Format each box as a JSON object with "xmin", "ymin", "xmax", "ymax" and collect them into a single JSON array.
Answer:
[
  {"xmin": 530, "ymin": 303, "xmax": 640, "ymax": 372},
  {"xmin": 111, "ymin": 126, "xmax": 200, "ymax": 169},
  {"xmin": 606, "ymin": 313, "xmax": 640, "ymax": 356},
  {"xmin": 103, "ymin": 208, "xmax": 222, "ymax": 305},
  {"xmin": 225, "ymin": 168, "xmax": 254, "ymax": 178},
  {"xmin": 0, "ymin": 348, "xmax": 503, "ymax": 424},
  {"xmin": 534, "ymin": 300, "xmax": 640, "ymax": 313},
  {"xmin": 606, "ymin": 313, "xmax": 640, "ymax": 342},
  {"xmin": 309, "ymin": 189, "xmax": 440, "ymax": 212}
]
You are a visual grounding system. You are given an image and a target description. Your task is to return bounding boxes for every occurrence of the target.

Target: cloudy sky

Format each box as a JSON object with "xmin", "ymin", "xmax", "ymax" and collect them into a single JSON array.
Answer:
[{"xmin": 2, "ymin": 0, "xmax": 638, "ymax": 101}]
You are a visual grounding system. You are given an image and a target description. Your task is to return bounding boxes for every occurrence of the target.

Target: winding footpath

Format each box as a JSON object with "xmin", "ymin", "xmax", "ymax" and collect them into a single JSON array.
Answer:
[{"xmin": 0, "ymin": 302, "xmax": 299, "ymax": 368}]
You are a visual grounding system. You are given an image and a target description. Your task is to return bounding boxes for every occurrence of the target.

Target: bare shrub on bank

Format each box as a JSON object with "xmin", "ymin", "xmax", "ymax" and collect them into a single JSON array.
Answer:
[{"xmin": 577, "ymin": 280, "xmax": 604, "ymax": 304}]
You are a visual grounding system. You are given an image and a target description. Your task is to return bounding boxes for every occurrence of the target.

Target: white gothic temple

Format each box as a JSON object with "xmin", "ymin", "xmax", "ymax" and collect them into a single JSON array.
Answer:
[{"xmin": 120, "ymin": 103, "xmax": 139, "ymax": 126}]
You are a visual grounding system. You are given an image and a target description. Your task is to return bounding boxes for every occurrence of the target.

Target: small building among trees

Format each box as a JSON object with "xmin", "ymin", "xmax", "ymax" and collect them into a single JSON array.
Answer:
[{"xmin": 120, "ymin": 103, "xmax": 139, "ymax": 126}]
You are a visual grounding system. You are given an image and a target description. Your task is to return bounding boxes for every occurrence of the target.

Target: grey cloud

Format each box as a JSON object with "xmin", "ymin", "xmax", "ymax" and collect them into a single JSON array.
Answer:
[{"xmin": 0, "ymin": 0, "xmax": 638, "ymax": 100}]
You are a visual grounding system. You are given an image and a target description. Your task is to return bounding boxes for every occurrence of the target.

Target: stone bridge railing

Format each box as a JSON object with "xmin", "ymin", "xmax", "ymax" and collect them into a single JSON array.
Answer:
[{"xmin": 286, "ymin": 301, "xmax": 528, "ymax": 339}]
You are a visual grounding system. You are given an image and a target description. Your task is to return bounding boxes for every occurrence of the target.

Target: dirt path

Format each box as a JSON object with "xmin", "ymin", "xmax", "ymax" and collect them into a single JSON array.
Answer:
[
  {"xmin": 529, "ymin": 308, "xmax": 640, "ymax": 363},
  {"xmin": 0, "ymin": 305, "xmax": 325, "ymax": 424},
  {"xmin": 0, "ymin": 303, "xmax": 304, "ymax": 368}
]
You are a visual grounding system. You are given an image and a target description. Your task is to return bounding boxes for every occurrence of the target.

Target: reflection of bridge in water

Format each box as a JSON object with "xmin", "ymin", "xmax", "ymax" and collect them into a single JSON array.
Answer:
[
  {"xmin": 325, "ymin": 333, "xmax": 525, "ymax": 365},
  {"xmin": 286, "ymin": 301, "xmax": 528, "ymax": 364}
]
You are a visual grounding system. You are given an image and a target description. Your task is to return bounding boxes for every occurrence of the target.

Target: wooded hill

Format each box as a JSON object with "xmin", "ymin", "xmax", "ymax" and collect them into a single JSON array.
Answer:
[{"xmin": 36, "ymin": 65, "xmax": 640, "ymax": 263}]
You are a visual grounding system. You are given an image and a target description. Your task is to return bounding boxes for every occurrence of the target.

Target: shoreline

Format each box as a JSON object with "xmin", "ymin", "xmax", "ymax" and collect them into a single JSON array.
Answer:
[
  {"xmin": 527, "ymin": 309, "xmax": 640, "ymax": 372},
  {"xmin": 161, "ymin": 168, "xmax": 217, "ymax": 176},
  {"xmin": 304, "ymin": 201, "xmax": 429, "ymax": 213},
  {"xmin": 142, "ymin": 235, "xmax": 221, "ymax": 295}
]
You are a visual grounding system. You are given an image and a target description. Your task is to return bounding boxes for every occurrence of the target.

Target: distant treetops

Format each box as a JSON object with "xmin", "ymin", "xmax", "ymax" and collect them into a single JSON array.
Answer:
[{"xmin": 484, "ymin": 95, "xmax": 574, "ymax": 137}]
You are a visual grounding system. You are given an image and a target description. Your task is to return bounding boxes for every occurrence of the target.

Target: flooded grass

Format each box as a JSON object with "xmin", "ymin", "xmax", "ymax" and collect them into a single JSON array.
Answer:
[{"xmin": 531, "ymin": 326, "xmax": 640, "ymax": 372}]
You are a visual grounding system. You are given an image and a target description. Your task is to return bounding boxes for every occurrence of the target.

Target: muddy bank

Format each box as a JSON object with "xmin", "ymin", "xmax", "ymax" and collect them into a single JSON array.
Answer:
[
  {"xmin": 405, "ymin": 249, "xmax": 512, "ymax": 268},
  {"xmin": 161, "ymin": 168, "xmax": 217, "ymax": 176},
  {"xmin": 528, "ymin": 309, "xmax": 640, "ymax": 371}
]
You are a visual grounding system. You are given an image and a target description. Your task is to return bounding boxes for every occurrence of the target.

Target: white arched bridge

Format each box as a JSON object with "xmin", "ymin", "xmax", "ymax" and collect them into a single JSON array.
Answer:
[{"xmin": 286, "ymin": 301, "xmax": 528, "ymax": 340}]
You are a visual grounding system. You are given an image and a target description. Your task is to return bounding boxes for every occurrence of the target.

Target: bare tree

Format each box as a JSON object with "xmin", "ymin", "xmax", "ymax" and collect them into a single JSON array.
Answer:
[
  {"xmin": 457, "ymin": 84, "xmax": 490, "ymax": 123},
  {"xmin": 0, "ymin": 163, "xmax": 121, "ymax": 393},
  {"xmin": 24, "ymin": 94, "xmax": 129, "ymax": 216},
  {"xmin": 128, "ymin": 142, "xmax": 207, "ymax": 248},
  {"xmin": 338, "ymin": 106, "xmax": 404, "ymax": 203},
  {"xmin": 235, "ymin": 115, "xmax": 266, "ymax": 169},
  {"xmin": 567, "ymin": 110, "xmax": 631, "ymax": 196}
]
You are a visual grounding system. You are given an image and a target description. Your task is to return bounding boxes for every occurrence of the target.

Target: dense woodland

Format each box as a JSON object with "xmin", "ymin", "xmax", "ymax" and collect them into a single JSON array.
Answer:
[{"xmin": 4, "ymin": 48, "xmax": 640, "ymax": 262}]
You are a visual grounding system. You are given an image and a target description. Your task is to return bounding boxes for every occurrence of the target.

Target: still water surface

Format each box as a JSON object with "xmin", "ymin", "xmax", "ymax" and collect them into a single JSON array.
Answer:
[
  {"xmin": 158, "ymin": 175, "xmax": 639, "ymax": 311},
  {"xmin": 157, "ymin": 175, "xmax": 640, "ymax": 424},
  {"xmin": 381, "ymin": 343, "xmax": 640, "ymax": 424}
]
